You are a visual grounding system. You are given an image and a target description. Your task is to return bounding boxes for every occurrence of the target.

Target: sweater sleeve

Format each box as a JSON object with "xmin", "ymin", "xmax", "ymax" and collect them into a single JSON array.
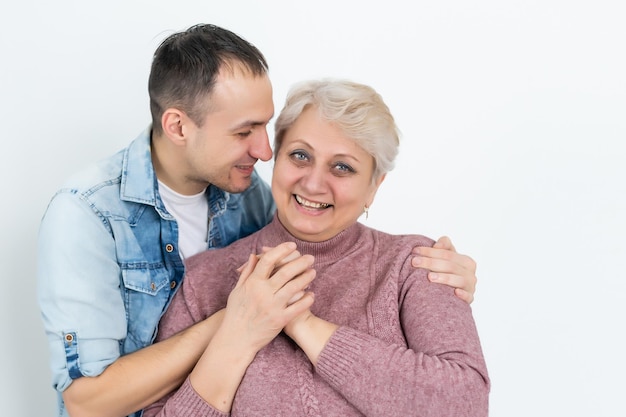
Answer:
[
  {"xmin": 142, "ymin": 262, "xmax": 228, "ymax": 417},
  {"xmin": 315, "ymin": 262, "xmax": 490, "ymax": 417},
  {"xmin": 142, "ymin": 377, "xmax": 229, "ymax": 417}
]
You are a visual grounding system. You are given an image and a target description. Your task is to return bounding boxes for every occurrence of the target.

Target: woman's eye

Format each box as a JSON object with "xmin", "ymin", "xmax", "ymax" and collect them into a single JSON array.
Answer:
[
  {"xmin": 290, "ymin": 150, "xmax": 309, "ymax": 161},
  {"xmin": 237, "ymin": 130, "xmax": 253, "ymax": 138},
  {"xmin": 334, "ymin": 163, "xmax": 355, "ymax": 174}
]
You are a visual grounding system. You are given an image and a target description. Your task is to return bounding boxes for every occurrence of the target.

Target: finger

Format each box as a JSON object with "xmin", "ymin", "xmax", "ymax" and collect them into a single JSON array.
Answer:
[
  {"xmin": 269, "ymin": 256, "xmax": 315, "ymax": 293},
  {"xmin": 277, "ymin": 268, "xmax": 316, "ymax": 300},
  {"xmin": 235, "ymin": 254, "xmax": 259, "ymax": 288},
  {"xmin": 454, "ymin": 288, "xmax": 474, "ymax": 305},
  {"xmin": 412, "ymin": 246, "xmax": 476, "ymax": 273},
  {"xmin": 413, "ymin": 255, "xmax": 467, "ymax": 277},
  {"xmin": 433, "ymin": 236, "xmax": 455, "ymax": 251},
  {"xmin": 251, "ymin": 242, "xmax": 299, "ymax": 280},
  {"xmin": 256, "ymin": 245, "xmax": 302, "ymax": 274},
  {"xmin": 284, "ymin": 292, "xmax": 315, "ymax": 317},
  {"xmin": 282, "ymin": 269, "xmax": 317, "ymax": 306},
  {"xmin": 236, "ymin": 254, "xmax": 258, "ymax": 273},
  {"xmin": 427, "ymin": 271, "xmax": 476, "ymax": 294},
  {"xmin": 287, "ymin": 290, "xmax": 305, "ymax": 305}
]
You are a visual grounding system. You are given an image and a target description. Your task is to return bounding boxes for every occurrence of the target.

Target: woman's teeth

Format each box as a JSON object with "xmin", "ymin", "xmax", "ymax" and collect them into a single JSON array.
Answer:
[{"xmin": 295, "ymin": 194, "xmax": 330, "ymax": 209}]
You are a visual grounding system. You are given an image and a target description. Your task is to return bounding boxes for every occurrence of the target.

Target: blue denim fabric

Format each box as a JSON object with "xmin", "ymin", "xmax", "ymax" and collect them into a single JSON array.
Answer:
[{"xmin": 37, "ymin": 127, "xmax": 275, "ymax": 417}]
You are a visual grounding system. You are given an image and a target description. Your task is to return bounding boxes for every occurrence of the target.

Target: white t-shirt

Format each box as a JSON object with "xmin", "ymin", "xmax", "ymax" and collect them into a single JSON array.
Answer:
[{"xmin": 157, "ymin": 180, "xmax": 208, "ymax": 260}]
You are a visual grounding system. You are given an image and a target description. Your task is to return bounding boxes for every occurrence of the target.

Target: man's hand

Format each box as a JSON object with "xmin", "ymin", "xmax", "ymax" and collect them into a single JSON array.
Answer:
[{"xmin": 411, "ymin": 236, "xmax": 477, "ymax": 304}]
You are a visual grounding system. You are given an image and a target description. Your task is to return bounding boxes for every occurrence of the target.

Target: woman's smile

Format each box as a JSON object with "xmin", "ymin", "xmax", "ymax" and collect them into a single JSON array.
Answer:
[{"xmin": 294, "ymin": 194, "xmax": 331, "ymax": 210}]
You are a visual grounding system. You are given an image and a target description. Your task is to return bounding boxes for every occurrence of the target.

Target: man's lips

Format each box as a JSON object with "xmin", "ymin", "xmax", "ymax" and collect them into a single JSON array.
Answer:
[{"xmin": 235, "ymin": 164, "xmax": 255, "ymax": 174}]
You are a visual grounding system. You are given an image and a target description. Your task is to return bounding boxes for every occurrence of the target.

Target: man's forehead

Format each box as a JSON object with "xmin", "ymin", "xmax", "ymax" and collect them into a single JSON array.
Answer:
[
  {"xmin": 215, "ymin": 60, "xmax": 269, "ymax": 83},
  {"xmin": 208, "ymin": 70, "xmax": 272, "ymax": 110}
]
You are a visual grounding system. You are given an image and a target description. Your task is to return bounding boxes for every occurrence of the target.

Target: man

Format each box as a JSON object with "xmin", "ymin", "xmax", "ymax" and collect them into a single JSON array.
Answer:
[{"xmin": 37, "ymin": 24, "xmax": 478, "ymax": 417}]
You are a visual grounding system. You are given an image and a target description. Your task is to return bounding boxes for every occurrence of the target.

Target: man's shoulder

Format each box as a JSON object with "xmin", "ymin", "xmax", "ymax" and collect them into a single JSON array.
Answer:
[
  {"xmin": 58, "ymin": 128, "xmax": 151, "ymax": 195},
  {"xmin": 47, "ymin": 144, "xmax": 145, "ymax": 220},
  {"xmin": 59, "ymin": 148, "xmax": 126, "ymax": 193}
]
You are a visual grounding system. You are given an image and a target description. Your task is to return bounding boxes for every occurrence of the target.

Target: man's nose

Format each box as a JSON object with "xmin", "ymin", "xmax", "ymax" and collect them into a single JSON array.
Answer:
[{"xmin": 250, "ymin": 129, "xmax": 273, "ymax": 161}]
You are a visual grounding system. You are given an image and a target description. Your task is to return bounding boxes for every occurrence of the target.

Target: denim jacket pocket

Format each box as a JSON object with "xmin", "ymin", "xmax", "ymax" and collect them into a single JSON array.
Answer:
[
  {"xmin": 120, "ymin": 267, "xmax": 172, "ymax": 353},
  {"xmin": 122, "ymin": 266, "xmax": 170, "ymax": 295}
]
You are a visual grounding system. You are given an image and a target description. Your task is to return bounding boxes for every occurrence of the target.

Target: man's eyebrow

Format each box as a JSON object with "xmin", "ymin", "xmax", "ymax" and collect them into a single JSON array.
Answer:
[{"xmin": 232, "ymin": 117, "xmax": 274, "ymax": 130}]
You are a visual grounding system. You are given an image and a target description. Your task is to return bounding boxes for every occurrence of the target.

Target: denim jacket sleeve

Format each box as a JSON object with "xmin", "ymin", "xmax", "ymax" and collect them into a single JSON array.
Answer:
[{"xmin": 37, "ymin": 189, "xmax": 127, "ymax": 392}]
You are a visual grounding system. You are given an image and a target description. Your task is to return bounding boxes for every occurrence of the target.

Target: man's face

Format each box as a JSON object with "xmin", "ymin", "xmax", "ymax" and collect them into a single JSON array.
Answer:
[{"xmin": 184, "ymin": 69, "xmax": 274, "ymax": 194}]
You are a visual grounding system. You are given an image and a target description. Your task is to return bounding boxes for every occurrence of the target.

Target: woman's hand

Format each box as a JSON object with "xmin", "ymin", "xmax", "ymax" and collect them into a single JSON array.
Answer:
[
  {"xmin": 411, "ymin": 236, "xmax": 477, "ymax": 304},
  {"xmin": 189, "ymin": 242, "xmax": 316, "ymax": 412},
  {"xmin": 225, "ymin": 242, "xmax": 316, "ymax": 352}
]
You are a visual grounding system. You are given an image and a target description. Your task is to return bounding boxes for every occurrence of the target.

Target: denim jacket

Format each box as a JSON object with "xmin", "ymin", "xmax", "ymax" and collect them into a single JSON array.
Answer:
[{"xmin": 37, "ymin": 127, "xmax": 275, "ymax": 417}]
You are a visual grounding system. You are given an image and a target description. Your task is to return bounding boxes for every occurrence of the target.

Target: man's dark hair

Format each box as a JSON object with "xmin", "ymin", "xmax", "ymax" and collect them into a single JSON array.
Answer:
[{"xmin": 148, "ymin": 23, "xmax": 269, "ymax": 135}]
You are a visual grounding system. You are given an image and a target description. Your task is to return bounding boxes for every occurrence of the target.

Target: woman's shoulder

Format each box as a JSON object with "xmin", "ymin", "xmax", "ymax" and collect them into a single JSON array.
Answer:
[
  {"xmin": 360, "ymin": 227, "xmax": 436, "ymax": 290},
  {"xmin": 366, "ymin": 226, "xmax": 436, "ymax": 256}
]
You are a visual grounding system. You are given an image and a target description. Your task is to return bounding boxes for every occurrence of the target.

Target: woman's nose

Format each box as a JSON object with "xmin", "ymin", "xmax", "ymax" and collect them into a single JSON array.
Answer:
[{"xmin": 299, "ymin": 165, "xmax": 327, "ymax": 194}]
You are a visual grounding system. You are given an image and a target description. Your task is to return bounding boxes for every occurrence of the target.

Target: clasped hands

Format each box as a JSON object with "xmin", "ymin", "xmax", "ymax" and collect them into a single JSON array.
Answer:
[
  {"xmin": 223, "ymin": 237, "xmax": 478, "ymax": 360},
  {"xmin": 222, "ymin": 242, "xmax": 316, "ymax": 356}
]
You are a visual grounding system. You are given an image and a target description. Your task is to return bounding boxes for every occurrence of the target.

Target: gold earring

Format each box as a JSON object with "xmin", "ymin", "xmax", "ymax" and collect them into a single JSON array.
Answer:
[{"xmin": 364, "ymin": 205, "xmax": 369, "ymax": 220}]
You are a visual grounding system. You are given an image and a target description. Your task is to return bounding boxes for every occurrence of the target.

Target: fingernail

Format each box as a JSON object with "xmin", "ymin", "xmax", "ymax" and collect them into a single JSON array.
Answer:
[
  {"xmin": 428, "ymin": 272, "xmax": 438, "ymax": 282},
  {"xmin": 412, "ymin": 257, "xmax": 421, "ymax": 266}
]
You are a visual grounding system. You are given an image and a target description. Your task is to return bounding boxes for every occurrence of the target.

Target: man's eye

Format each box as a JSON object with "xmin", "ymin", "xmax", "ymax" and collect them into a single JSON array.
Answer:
[{"xmin": 237, "ymin": 130, "xmax": 253, "ymax": 138}]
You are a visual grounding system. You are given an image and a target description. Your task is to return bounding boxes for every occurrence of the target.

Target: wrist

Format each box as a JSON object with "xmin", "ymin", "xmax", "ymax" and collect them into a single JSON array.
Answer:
[
  {"xmin": 210, "ymin": 323, "xmax": 259, "ymax": 364},
  {"xmin": 284, "ymin": 311, "xmax": 314, "ymax": 341},
  {"xmin": 286, "ymin": 314, "xmax": 338, "ymax": 367}
]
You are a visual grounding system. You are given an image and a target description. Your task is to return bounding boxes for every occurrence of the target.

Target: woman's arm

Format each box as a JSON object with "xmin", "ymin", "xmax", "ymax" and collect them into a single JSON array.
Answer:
[
  {"xmin": 284, "ymin": 266, "xmax": 489, "ymax": 417},
  {"xmin": 143, "ymin": 243, "xmax": 316, "ymax": 417}
]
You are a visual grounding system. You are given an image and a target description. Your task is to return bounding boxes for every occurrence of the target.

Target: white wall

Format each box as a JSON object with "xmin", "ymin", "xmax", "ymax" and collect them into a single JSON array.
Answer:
[{"xmin": 2, "ymin": 1, "xmax": 624, "ymax": 416}]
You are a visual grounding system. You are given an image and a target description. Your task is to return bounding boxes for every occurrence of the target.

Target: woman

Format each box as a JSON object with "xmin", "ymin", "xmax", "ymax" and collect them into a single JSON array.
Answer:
[{"xmin": 144, "ymin": 79, "xmax": 489, "ymax": 416}]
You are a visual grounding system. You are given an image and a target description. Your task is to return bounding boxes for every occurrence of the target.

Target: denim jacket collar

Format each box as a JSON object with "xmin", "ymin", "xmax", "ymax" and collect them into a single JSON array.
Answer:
[{"xmin": 120, "ymin": 126, "xmax": 159, "ymax": 206}]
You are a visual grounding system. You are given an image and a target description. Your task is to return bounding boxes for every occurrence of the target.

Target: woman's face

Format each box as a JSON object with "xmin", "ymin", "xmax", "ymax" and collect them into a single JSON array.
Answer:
[{"xmin": 272, "ymin": 107, "xmax": 384, "ymax": 242}]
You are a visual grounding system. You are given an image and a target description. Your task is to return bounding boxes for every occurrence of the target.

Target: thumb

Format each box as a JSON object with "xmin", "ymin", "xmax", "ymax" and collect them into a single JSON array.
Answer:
[{"xmin": 235, "ymin": 253, "xmax": 258, "ymax": 288}]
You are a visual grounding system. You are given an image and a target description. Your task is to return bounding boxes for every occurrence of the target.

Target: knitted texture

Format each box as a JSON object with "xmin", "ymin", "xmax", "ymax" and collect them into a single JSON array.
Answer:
[{"xmin": 144, "ymin": 215, "xmax": 489, "ymax": 416}]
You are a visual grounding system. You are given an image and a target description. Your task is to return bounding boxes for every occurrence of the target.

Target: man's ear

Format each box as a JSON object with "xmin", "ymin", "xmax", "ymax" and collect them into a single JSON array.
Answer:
[{"xmin": 161, "ymin": 108, "xmax": 187, "ymax": 146}]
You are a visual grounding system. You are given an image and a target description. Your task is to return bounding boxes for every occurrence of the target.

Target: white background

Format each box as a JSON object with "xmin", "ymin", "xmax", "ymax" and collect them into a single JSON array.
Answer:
[{"xmin": 1, "ymin": 1, "xmax": 625, "ymax": 416}]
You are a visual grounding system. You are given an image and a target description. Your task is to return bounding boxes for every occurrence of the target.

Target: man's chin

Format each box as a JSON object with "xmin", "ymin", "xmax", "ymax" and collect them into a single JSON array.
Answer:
[{"xmin": 221, "ymin": 180, "xmax": 252, "ymax": 194}]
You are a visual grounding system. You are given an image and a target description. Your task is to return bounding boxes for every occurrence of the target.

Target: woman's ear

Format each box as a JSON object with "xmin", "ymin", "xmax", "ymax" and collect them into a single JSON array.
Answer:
[{"xmin": 161, "ymin": 108, "xmax": 187, "ymax": 146}]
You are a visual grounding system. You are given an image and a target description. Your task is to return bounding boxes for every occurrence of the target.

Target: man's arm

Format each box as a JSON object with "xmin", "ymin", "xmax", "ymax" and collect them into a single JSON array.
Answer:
[
  {"xmin": 63, "ymin": 312, "xmax": 223, "ymax": 417},
  {"xmin": 412, "ymin": 236, "xmax": 478, "ymax": 303},
  {"xmin": 37, "ymin": 192, "xmax": 219, "ymax": 417}
]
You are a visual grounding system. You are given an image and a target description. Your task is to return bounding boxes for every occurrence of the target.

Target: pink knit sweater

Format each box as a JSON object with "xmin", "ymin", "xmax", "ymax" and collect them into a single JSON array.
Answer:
[{"xmin": 143, "ymin": 216, "xmax": 489, "ymax": 417}]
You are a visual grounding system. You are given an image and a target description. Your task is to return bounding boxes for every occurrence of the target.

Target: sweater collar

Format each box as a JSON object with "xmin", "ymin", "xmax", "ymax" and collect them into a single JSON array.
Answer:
[{"xmin": 264, "ymin": 214, "xmax": 364, "ymax": 265}]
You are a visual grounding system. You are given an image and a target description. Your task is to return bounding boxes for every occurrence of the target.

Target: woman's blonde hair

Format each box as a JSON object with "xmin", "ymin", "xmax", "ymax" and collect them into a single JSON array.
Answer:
[{"xmin": 274, "ymin": 79, "xmax": 400, "ymax": 181}]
